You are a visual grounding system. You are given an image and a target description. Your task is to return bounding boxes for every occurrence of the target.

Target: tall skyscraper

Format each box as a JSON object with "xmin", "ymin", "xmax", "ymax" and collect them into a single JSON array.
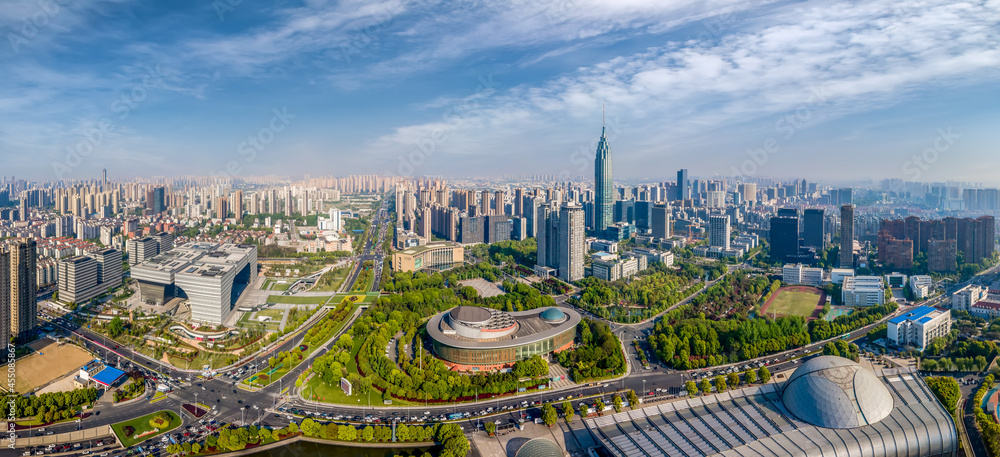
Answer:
[
  {"xmin": 651, "ymin": 203, "xmax": 672, "ymax": 239},
  {"xmin": 9, "ymin": 239, "xmax": 37, "ymax": 339},
  {"xmin": 677, "ymin": 169, "xmax": 689, "ymax": 200},
  {"xmin": 803, "ymin": 208, "xmax": 825, "ymax": 249},
  {"xmin": 558, "ymin": 202, "xmax": 585, "ymax": 282},
  {"xmin": 594, "ymin": 124, "xmax": 613, "ymax": 232},
  {"xmin": 151, "ymin": 186, "xmax": 165, "ymax": 213},
  {"xmin": 709, "ymin": 215, "xmax": 731, "ymax": 249},
  {"xmin": 739, "ymin": 183, "xmax": 757, "ymax": 203},
  {"xmin": 840, "ymin": 204, "xmax": 855, "ymax": 268},
  {"xmin": 0, "ymin": 249, "xmax": 9, "ymax": 347},
  {"xmin": 770, "ymin": 209, "xmax": 800, "ymax": 264}
]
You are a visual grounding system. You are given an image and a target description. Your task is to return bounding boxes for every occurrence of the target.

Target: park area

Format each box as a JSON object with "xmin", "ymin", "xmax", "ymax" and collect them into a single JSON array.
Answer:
[
  {"xmin": 13, "ymin": 341, "xmax": 94, "ymax": 393},
  {"xmin": 112, "ymin": 410, "xmax": 181, "ymax": 447},
  {"xmin": 761, "ymin": 286, "xmax": 826, "ymax": 320}
]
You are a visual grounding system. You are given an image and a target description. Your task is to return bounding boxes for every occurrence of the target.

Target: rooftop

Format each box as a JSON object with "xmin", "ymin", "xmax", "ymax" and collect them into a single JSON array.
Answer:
[
  {"xmin": 400, "ymin": 241, "xmax": 461, "ymax": 255},
  {"xmin": 586, "ymin": 363, "xmax": 956, "ymax": 457},
  {"xmin": 889, "ymin": 305, "xmax": 942, "ymax": 324},
  {"xmin": 429, "ymin": 306, "xmax": 580, "ymax": 349}
]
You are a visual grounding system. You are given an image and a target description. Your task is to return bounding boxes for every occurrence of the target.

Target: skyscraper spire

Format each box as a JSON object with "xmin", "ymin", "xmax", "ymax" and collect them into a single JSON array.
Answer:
[
  {"xmin": 595, "ymin": 108, "xmax": 613, "ymax": 232},
  {"xmin": 602, "ymin": 103, "xmax": 606, "ymax": 135}
]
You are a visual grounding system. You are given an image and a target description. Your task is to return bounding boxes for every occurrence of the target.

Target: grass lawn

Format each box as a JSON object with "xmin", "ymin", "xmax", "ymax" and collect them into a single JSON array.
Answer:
[
  {"xmin": 267, "ymin": 295, "xmax": 331, "ymax": 304},
  {"xmin": 271, "ymin": 282, "xmax": 292, "ymax": 291},
  {"xmin": 767, "ymin": 290, "xmax": 821, "ymax": 317},
  {"xmin": 112, "ymin": 410, "xmax": 182, "ymax": 447},
  {"xmin": 150, "ymin": 391, "xmax": 167, "ymax": 403},
  {"xmin": 168, "ymin": 350, "xmax": 232, "ymax": 370},
  {"xmin": 302, "ymin": 376, "xmax": 420, "ymax": 407},
  {"xmin": 244, "ymin": 303, "xmax": 360, "ymax": 388},
  {"xmin": 313, "ymin": 267, "xmax": 350, "ymax": 292},
  {"xmin": 257, "ymin": 309, "xmax": 285, "ymax": 320},
  {"xmin": 16, "ymin": 415, "xmax": 79, "ymax": 427}
]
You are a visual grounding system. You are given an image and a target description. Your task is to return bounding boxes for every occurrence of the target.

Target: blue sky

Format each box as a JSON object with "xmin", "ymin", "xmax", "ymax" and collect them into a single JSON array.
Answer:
[{"xmin": 1, "ymin": 0, "xmax": 999, "ymax": 183}]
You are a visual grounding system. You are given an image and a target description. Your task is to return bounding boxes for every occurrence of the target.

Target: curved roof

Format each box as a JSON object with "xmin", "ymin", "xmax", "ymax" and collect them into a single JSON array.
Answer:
[
  {"xmin": 428, "ymin": 306, "xmax": 581, "ymax": 350},
  {"xmin": 450, "ymin": 305, "xmax": 492, "ymax": 324},
  {"xmin": 781, "ymin": 356, "xmax": 894, "ymax": 429},
  {"xmin": 540, "ymin": 307, "xmax": 566, "ymax": 321},
  {"xmin": 513, "ymin": 438, "xmax": 564, "ymax": 457}
]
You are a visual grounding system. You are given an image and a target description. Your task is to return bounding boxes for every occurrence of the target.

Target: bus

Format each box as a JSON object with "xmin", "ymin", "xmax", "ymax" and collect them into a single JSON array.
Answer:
[
  {"xmin": 841, "ymin": 334, "xmax": 850, "ymax": 340},
  {"xmin": 448, "ymin": 413, "xmax": 463, "ymax": 420}
]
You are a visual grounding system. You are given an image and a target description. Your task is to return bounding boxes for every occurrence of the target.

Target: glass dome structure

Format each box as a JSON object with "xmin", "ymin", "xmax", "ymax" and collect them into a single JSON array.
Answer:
[{"xmin": 781, "ymin": 355, "xmax": 894, "ymax": 429}]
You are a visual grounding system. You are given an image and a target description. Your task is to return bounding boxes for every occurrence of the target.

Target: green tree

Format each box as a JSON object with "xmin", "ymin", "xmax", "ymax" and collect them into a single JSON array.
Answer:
[
  {"xmin": 758, "ymin": 366, "xmax": 771, "ymax": 384},
  {"xmin": 485, "ymin": 421, "xmax": 496, "ymax": 435},
  {"xmin": 744, "ymin": 369, "xmax": 757, "ymax": 384},
  {"xmin": 627, "ymin": 389, "xmax": 639, "ymax": 408},
  {"xmin": 362, "ymin": 425, "xmax": 375, "ymax": 442},
  {"xmin": 542, "ymin": 404, "xmax": 558, "ymax": 427},
  {"xmin": 686, "ymin": 381, "xmax": 699, "ymax": 397},
  {"xmin": 612, "ymin": 395, "xmax": 623, "ymax": 412},
  {"xmin": 699, "ymin": 378, "xmax": 712, "ymax": 395},
  {"xmin": 301, "ymin": 418, "xmax": 321, "ymax": 437},
  {"xmin": 595, "ymin": 399, "xmax": 606, "ymax": 414},
  {"xmin": 727, "ymin": 372, "xmax": 740, "ymax": 389},
  {"xmin": 714, "ymin": 375, "xmax": 728, "ymax": 393},
  {"xmin": 562, "ymin": 401, "xmax": 575, "ymax": 422}
]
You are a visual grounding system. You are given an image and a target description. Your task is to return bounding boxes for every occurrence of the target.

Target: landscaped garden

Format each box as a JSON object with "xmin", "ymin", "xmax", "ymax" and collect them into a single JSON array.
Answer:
[
  {"xmin": 266, "ymin": 295, "xmax": 331, "ymax": 305},
  {"xmin": 112, "ymin": 410, "xmax": 181, "ymax": 447},
  {"xmin": 244, "ymin": 301, "xmax": 358, "ymax": 387}
]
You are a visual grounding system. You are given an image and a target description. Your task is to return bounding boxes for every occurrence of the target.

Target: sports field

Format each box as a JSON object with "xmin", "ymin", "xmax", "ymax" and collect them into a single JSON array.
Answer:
[
  {"xmin": 13, "ymin": 341, "xmax": 94, "ymax": 393},
  {"xmin": 762, "ymin": 286, "xmax": 825, "ymax": 320}
]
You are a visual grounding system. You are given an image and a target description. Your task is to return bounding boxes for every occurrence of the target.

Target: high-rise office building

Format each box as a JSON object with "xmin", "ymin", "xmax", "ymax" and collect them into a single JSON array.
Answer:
[
  {"xmin": 709, "ymin": 215, "xmax": 731, "ymax": 249},
  {"xmin": 770, "ymin": 210, "xmax": 800, "ymax": 264},
  {"xmin": 558, "ymin": 203, "xmax": 585, "ymax": 282},
  {"xmin": 677, "ymin": 169, "xmax": 689, "ymax": 200},
  {"xmin": 840, "ymin": 204, "xmax": 855, "ymax": 268},
  {"xmin": 594, "ymin": 126, "xmax": 613, "ymax": 232},
  {"xmin": 651, "ymin": 203, "xmax": 671, "ymax": 239},
  {"xmin": 150, "ymin": 186, "xmax": 165, "ymax": 214},
  {"xmin": 839, "ymin": 188, "xmax": 854, "ymax": 206},
  {"xmin": 8, "ymin": 239, "xmax": 37, "ymax": 339},
  {"xmin": 803, "ymin": 208, "xmax": 825, "ymax": 249},
  {"xmin": 738, "ymin": 183, "xmax": 757, "ymax": 203}
]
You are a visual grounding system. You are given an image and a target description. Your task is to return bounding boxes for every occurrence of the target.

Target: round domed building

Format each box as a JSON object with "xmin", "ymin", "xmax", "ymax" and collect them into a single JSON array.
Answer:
[
  {"xmin": 585, "ymin": 355, "xmax": 958, "ymax": 457},
  {"xmin": 427, "ymin": 306, "xmax": 580, "ymax": 371}
]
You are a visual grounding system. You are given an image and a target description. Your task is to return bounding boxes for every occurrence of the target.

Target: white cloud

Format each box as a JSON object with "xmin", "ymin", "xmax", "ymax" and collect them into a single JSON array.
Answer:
[{"xmin": 363, "ymin": 0, "xmax": 1000, "ymax": 176}]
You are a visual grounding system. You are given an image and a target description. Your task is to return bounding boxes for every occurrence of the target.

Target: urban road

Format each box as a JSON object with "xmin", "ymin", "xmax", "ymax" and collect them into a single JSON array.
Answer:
[{"xmin": 18, "ymin": 209, "xmax": 1000, "ymax": 454}]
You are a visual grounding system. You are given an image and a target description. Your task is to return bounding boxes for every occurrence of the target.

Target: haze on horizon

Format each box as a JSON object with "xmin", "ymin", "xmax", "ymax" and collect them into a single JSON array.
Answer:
[{"xmin": 1, "ymin": 0, "xmax": 999, "ymax": 183}]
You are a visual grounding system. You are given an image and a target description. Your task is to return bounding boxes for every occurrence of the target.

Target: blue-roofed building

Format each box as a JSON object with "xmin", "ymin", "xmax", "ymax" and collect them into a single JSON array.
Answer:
[
  {"xmin": 76, "ymin": 359, "xmax": 127, "ymax": 389},
  {"xmin": 888, "ymin": 306, "xmax": 951, "ymax": 350},
  {"xmin": 92, "ymin": 366, "xmax": 126, "ymax": 387}
]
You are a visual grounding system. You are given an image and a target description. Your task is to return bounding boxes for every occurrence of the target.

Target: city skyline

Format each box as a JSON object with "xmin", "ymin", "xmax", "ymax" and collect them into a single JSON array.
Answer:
[{"xmin": 0, "ymin": 0, "xmax": 998, "ymax": 182}]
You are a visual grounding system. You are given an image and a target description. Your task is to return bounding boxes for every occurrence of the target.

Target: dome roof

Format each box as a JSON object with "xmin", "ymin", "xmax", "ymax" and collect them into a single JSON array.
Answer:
[
  {"xmin": 450, "ymin": 306, "xmax": 491, "ymax": 324},
  {"xmin": 781, "ymin": 356, "xmax": 894, "ymax": 429},
  {"xmin": 513, "ymin": 438, "xmax": 564, "ymax": 457},
  {"xmin": 540, "ymin": 307, "xmax": 566, "ymax": 322}
]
